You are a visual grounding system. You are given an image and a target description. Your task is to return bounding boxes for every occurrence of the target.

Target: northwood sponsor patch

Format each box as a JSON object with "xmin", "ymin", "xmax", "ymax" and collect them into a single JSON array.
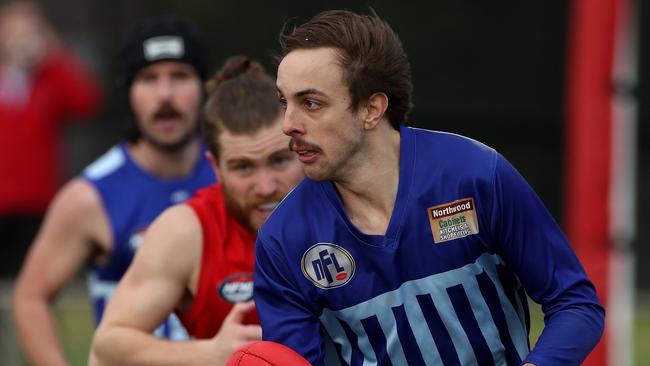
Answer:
[{"xmin": 427, "ymin": 198, "xmax": 479, "ymax": 244}]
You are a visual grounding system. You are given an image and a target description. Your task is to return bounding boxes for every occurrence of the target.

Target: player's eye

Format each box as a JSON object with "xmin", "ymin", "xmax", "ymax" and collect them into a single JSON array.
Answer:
[
  {"xmin": 171, "ymin": 70, "xmax": 191, "ymax": 80},
  {"xmin": 304, "ymin": 99, "xmax": 320, "ymax": 110},
  {"xmin": 135, "ymin": 72, "xmax": 156, "ymax": 83},
  {"xmin": 233, "ymin": 163, "xmax": 252, "ymax": 174},
  {"xmin": 271, "ymin": 155, "xmax": 292, "ymax": 168}
]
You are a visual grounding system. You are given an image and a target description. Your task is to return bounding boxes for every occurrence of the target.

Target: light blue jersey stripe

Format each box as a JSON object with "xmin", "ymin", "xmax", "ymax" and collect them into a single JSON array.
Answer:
[
  {"xmin": 375, "ymin": 307, "xmax": 409, "ymax": 365},
  {"xmin": 320, "ymin": 253, "xmax": 529, "ymax": 365},
  {"xmin": 428, "ymin": 285, "xmax": 477, "ymax": 366},
  {"xmin": 402, "ymin": 298, "xmax": 444, "ymax": 365},
  {"xmin": 352, "ymin": 319, "xmax": 377, "ymax": 365},
  {"xmin": 323, "ymin": 318, "xmax": 354, "ymax": 363},
  {"xmin": 478, "ymin": 255, "xmax": 529, "ymax": 360},
  {"xmin": 464, "ymin": 277, "xmax": 506, "ymax": 364}
]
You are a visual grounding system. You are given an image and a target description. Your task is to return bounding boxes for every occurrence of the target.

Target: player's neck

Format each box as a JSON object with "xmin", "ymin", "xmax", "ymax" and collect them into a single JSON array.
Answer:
[
  {"xmin": 334, "ymin": 126, "xmax": 400, "ymax": 235},
  {"xmin": 128, "ymin": 137, "xmax": 201, "ymax": 179}
]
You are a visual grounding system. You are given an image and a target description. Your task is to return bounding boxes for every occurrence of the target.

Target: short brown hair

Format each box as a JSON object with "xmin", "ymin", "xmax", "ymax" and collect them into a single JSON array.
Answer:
[
  {"xmin": 279, "ymin": 9, "xmax": 413, "ymax": 130},
  {"xmin": 202, "ymin": 56, "xmax": 281, "ymax": 158}
]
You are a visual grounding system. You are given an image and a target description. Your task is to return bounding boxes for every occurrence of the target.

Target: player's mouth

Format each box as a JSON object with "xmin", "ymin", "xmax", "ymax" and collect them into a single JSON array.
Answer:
[
  {"xmin": 155, "ymin": 113, "xmax": 182, "ymax": 122},
  {"xmin": 290, "ymin": 138, "xmax": 321, "ymax": 164},
  {"xmin": 256, "ymin": 202, "xmax": 279, "ymax": 212},
  {"xmin": 153, "ymin": 105, "xmax": 183, "ymax": 126},
  {"xmin": 296, "ymin": 149, "xmax": 320, "ymax": 163}
]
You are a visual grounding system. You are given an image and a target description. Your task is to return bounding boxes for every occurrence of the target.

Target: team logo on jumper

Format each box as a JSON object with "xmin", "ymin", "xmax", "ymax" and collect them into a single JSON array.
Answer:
[
  {"xmin": 427, "ymin": 197, "xmax": 480, "ymax": 244},
  {"xmin": 302, "ymin": 243, "xmax": 355, "ymax": 289},
  {"xmin": 218, "ymin": 273, "xmax": 254, "ymax": 303}
]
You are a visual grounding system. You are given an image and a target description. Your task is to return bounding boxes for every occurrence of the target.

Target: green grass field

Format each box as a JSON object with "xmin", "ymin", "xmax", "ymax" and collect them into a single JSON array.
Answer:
[
  {"xmin": 632, "ymin": 295, "xmax": 650, "ymax": 366},
  {"xmin": 2, "ymin": 280, "xmax": 650, "ymax": 365}
]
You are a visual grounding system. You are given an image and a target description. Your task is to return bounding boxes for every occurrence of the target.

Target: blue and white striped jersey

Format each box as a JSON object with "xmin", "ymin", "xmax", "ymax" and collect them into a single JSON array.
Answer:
[
  {"xmin": 254, "ymin": 126, "xmax": 604, "ymax": 365},
  {"xmin": 82, "ymin": 143, "xmax": 216, "ymax": 339}
]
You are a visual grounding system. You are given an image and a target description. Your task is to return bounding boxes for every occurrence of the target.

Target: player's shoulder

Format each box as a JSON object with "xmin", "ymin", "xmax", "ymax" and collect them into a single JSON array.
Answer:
[
  {"xmin": 50, "ymin": 177, "xmax": 104, "ymax": 217},
  {"xmin": 131, "ymin": 203, "xmax": 202, "ymax": 276},
  {"xmin": 82, "ymin": 144, "xmax": 129, "ymax": 182},
  {"xmin": 153, "ymin": 203, "xmax": 201, "ymax": 237},
  {"xmin": 39, "ymin": 178, "xmax": 109, "ymax": 241},
  {"xmin": 408, "ymin": 126, "xmax": 495, "ymax": 157},
  {"xmin": 406, "ymin": 126, "xmax": 498, "ymax": 177},
  {"xmin": 185, "ymin": 184, "xmax": 226, "ymax": 222},
  {"xmin": 143, "ymin": 203, "xmax": 202, "ymax": 259}
]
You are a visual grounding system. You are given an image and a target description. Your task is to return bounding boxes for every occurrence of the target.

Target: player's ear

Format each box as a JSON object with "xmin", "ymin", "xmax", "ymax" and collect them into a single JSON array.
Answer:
[
  {"xmin": 361, "ymin": 92, "xmax": 389, "ymax": 130},
  {"xmin": 206, "ymin": 151, "xmax": 222, "ymax": 178}
]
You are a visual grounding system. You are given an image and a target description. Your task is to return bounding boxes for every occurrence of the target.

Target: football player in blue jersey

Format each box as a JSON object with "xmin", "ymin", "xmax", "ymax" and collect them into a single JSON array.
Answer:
[
  {"xmin": 254, "ymin": 9, "xmax": 605, "ymax": 366},
  {"xmin": 12, "ymin": 16, "xmax": 216, "ymax": 366}
]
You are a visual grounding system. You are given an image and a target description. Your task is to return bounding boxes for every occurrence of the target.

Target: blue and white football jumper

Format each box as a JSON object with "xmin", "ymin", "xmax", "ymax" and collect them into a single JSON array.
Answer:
[
  {"xmin": 83, "ymin": 143, "xmax": 216, "ymax": 339},
  {"xmin": 254, "ymin": 126, "xmax": 604, "ymax": 365}
]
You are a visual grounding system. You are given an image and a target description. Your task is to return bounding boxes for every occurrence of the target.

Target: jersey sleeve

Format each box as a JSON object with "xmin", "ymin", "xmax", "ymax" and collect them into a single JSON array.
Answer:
[
  {"xmin": 254, "ymin": 235, "xmax": 328, "ymax": 365},
  {"xmin": 489, "ymin": 153, "xmax": 605, "ymax": 365}
]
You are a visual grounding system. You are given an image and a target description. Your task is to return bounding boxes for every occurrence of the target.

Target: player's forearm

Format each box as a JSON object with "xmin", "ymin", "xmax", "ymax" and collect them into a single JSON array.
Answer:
[
  {"xmin": 91, "ymin": 325, "xmax": 214, "ymax": 366},
  {"xmin": 45, "ymin": 49, "xmax": 104, "ymax": 117},
  {"xmin": 12, "ymin": 293, "xmax": 69, "ymax": 366},
  {"xmin": 523, "ymin": 303, "xmax": 604, "ymax": 365}
]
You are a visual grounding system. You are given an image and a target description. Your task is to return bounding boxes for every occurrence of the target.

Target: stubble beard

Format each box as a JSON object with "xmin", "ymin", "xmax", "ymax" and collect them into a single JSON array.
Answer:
[
  {"xmin": 307, "ymin": 135, "xmax": 364, "ymax": 183},
  {"xmin": 224, "ymin": 189, "xmax": 256, "ymax": 234},
  {"xmin": 222, "ymin": 185, "xmax": 288, "ymax": 234},
  {"xmin": 138, "ymin": 101, "xmax": 199, "ymax": 153},
  {"xmin": 141, "ymin": 126, "xmax": 197, "ymax": 154}
]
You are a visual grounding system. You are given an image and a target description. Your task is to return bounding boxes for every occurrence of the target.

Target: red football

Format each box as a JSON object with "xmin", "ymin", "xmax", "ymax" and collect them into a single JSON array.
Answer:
[{"xmin": 226, "ymin": 341, "xmax": 311, "ymax": 366}]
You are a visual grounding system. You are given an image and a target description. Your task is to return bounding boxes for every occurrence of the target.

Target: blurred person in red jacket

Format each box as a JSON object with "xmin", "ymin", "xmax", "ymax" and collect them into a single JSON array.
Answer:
[{"xmin": 0, "ymin": 0, "xmax": 103, "ymax": 277}]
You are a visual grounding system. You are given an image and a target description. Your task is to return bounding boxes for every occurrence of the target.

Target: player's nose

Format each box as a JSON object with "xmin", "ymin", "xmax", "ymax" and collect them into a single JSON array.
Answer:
[
  {"xmin": 255, "ymin": 169, "xmax": 279, "ymax": 197},
  {"xmin": 281, "ymin": 104, "xmax": 304, "ymax": 137}
]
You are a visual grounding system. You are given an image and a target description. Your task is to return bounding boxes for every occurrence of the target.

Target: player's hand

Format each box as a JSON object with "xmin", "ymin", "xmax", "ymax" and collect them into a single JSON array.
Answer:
[
  {"xmin": 0, "ymin": 3, "xmax": 58, "ymax": 69},
  {"xmin": 209, "ymin": 301, "xmax": 262, "ymax": 364}
]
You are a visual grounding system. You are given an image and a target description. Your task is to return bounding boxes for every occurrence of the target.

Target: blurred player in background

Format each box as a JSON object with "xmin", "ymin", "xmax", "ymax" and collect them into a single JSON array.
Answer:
[
  {"xmin": 255, "ymin": 9, "xmax": 605, "ymax": 366},
  {"xmin": 0, "ymin": 0, "xmax": 103, "ymax": 278},
  {"xmin": 12, "ymin": 16, "xmax": 215, "ymax": 366},
  {"xmin": 91, "ymin": 56, "xmax": 304, "ymax": 365}
]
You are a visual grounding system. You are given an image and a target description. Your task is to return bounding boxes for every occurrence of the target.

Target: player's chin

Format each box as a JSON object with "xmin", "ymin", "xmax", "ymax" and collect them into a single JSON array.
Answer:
[
  {"xmin": 250, "ymin": 211, "xmax": 271, "ymax": 230},
  {"xmin": 304, "ymin": 167, "xmax": 330, "ymax": 182}
]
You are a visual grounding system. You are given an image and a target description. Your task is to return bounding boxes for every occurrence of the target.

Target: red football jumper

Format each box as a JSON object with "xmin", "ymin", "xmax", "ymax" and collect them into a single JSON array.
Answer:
[
  {"xmin": 0, "ymin": 49, "xmax": 103, "ymax": 214},
  {"xmin": 178, "ymin": 184, "xmax": 259, "ymax": 338}
]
